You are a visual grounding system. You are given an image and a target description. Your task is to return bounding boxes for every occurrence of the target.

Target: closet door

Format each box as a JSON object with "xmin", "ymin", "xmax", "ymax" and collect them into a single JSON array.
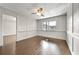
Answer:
[{"xmin": 2, "ymin": 14, "xmax": 16, "ymax": 55}]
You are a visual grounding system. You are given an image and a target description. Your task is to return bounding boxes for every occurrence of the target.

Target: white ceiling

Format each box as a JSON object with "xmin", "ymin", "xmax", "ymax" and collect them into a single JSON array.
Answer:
[{"xmin": 0, "ymin": 3, "xmax": 69, "ymax": 19}]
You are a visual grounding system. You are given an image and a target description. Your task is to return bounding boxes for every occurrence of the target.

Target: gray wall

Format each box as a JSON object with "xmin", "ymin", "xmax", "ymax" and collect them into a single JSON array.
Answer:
[
  {"xmin": 0, "ymin": 8, "xmax": 2, "ymax": 46},
  {"xmin": 66, "ymin": 4, "xmax": 73, "ymax": 54},
  {"xmin": 0, "ymin": 7, "xmax": 37, "ymax": 46},
  {"xmin": 17, "ymin": 15, "xmax": 37, "ymax": 41},
  {"xmin": 37, "ymin": 15, "xmax": 67, "ymax": 40}
]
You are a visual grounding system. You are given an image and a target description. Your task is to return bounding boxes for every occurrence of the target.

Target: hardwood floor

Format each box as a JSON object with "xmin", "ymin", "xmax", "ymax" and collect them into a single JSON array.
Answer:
[
  {"xmin": 0, "ymin": 36, "xmax": 71, "ymax": 55},
  {"xmin": 1, "ymin": 35, "xmax": 16, "ymax": 55}
]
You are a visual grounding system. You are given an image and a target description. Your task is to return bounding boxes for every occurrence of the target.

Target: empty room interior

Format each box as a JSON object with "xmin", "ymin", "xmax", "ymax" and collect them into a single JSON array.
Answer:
[{"xmin": 0, "ymin": 3, "xmax": 79, "ymax": 55}]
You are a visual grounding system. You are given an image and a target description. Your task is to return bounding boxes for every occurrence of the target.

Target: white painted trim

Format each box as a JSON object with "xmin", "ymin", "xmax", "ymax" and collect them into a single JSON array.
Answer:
[
  {"xmin": 3, "ymin": 34, "xmax": 16, "ymax": 36},
  {"xmin": 67, "ymin": 31, "xmax": 79, "ymax": 55},
  {"xmin": 67, "ymin": 31, "xmax": 79, "ymax": 40},
  {"xmin": 66, "ymin": 39, "xmax": 72, "ymax": 55},
  {"xmin": 37, "ymin": 34, "xmax": 66, "ymax": 40},
  {"xmin": 16, "ymin": 35, "xmax": 36, "ymax": 42},
  {"xmin": 73, "ymin": 33, "xmax": 79, "ymax": 37}
]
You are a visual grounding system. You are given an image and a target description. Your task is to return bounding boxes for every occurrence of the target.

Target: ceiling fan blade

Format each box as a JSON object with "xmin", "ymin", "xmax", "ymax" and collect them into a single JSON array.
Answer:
[
  {"xmin": 32, "ymin": 13, "xmax": 36, "ymax": 14},
  {"xmin": 41, "ymin": 14, "xmax": 44, "ymax": 17},
  {"xmin": 32, "ymin": 12, "xmax": 44, "ymax": 17}
]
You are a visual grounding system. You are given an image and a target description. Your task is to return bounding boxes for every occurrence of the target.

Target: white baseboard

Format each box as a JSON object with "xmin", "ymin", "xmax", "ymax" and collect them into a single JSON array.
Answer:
[
  {"xmin": 0, "ymin": 44, "xmax": 2, "ymax": 47},
  {"xmin": 66, "ymin": 40, "xmax": 72, "ymax": 55},
  {"xmin": 37, "ymin": 34, "xmax": 66, "ymax": 40},
  {"xmin": 16, "ymin": 35, "xmax": 37, "ymax": 42}
]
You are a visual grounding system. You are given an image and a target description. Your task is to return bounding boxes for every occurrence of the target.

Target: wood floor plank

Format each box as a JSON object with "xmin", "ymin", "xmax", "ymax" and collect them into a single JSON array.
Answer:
[{"xmin": 0, "ymin": 36, "xmax": 71, "ymax": 55}]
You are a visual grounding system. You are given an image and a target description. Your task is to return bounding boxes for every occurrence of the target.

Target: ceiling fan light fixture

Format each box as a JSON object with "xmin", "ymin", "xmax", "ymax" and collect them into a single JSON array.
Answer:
[
  {"xmin": 32, "ymin": 8, "xmax": 45, "ymax": 16},
  {"xmin": 36, "ymin": 13, "xmax": 41, "ymax": 16}
]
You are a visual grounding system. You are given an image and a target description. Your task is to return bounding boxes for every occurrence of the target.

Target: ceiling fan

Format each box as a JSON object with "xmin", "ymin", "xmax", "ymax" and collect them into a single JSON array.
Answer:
[{"xmin": 32, "ymin": 8, "xmax": 45, "ymax": 16}]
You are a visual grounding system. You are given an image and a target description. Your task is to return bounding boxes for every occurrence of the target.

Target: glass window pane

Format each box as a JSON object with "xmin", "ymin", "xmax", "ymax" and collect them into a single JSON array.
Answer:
[
  {"xmin": 42, "ymin": 21, "xmax": 47, "ymax": 31},
  {"xmin": 47, "ymin": 21, "xmax": 56, "ymax": 31},
  {"xmin": 48, "ymin": 21, "xmax": 56, "ymax": 26}
]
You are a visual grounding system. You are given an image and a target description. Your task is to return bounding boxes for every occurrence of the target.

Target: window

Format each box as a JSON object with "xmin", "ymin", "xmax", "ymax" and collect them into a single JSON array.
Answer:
[
  {"xmin": 42, "ymin": 21, "xmax": 47, "ymax": 31},
  {"xmin": 42, "ymin": 21, "xmax": 56, "ymax": 31},
  {"xmin": 48, "ymin": 21, "xmax": 56, "ymax": 26},
  {"xmin": 47, "ymin": 21, "xmax": 56, "ymax": 31}
]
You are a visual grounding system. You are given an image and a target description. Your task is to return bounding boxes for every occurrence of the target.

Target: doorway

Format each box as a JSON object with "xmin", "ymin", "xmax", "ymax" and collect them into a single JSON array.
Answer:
[{"xmin": 2, "ymin": 14, "xmax": 16, "ymax": 55}]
